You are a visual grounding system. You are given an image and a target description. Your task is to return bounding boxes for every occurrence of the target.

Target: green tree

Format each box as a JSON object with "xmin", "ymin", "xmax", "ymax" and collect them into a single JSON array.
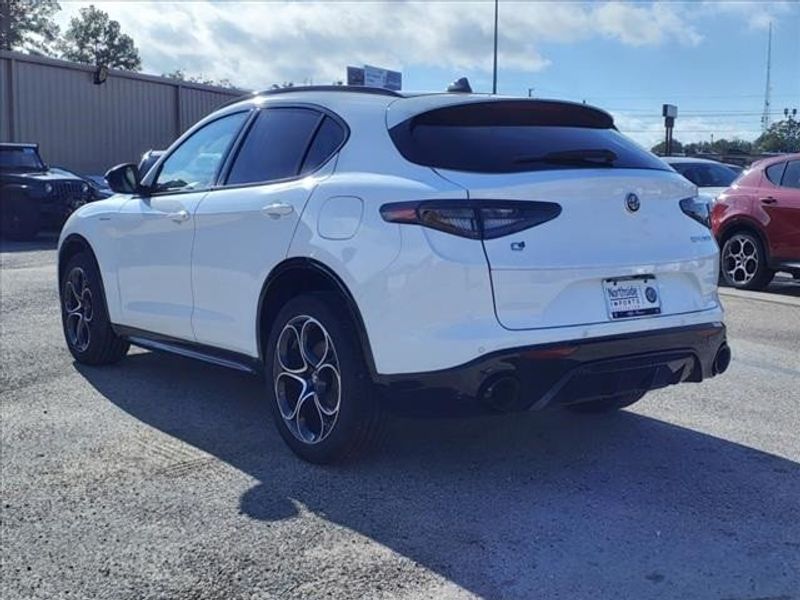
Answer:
[
  {"xmin": 58, "ymin": 4, "xmax": 140, "ymax": 71},
  {"xmin": 650, "ymin": 139, "xmax": 683, "ymax": 155},
  {"xmin": 754, "ymin": 119, "xmax": 800, "ymax": 153},
  {"xmin": 163, "ymin": 68, "xmax": 234, "ymax": 89},
  {"xmin": 0, "ymin": 0, "xmax": 61, "ymax": 54}
]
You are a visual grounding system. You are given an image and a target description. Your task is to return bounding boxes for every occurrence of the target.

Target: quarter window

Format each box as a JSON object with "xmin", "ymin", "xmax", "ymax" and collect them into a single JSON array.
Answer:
[
  {"xmin": 765, "ymin": 162, "xmax": 786, "ymax": 185},
  {"xmin": 154, "ymin": 112, "xmax": 248, "ymax": 193},
  {"xmin": 300, "ymin": 116, "xmax": 346, "ymax": 175},
  {"xmin": 226, "ymin": 108, "xmax": 323, "ymax": 185},
  {"xmin": 781, "ymin": 161, "xmax": 800, "ymax": 189}
]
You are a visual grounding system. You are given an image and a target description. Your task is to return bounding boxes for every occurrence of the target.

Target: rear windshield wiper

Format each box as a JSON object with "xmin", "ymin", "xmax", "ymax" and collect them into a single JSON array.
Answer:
[{"xmin": 513, "ymin": 148, "xmax": 618, "ymax": 167}]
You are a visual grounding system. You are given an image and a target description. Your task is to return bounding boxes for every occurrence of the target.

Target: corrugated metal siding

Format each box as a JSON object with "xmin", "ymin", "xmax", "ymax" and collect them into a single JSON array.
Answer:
[
  {"xmin": 1, "ymin": 51, "xmax": 243, "ymax": 175},
  {"xmin": 180, "ymin": 88, "xmax": 240, "ymax": 133}
]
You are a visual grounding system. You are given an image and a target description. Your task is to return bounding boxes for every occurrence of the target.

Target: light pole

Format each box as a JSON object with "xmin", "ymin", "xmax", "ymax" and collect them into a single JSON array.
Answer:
[
  {"xmin": 527, "ymin": 87, "xmax": 534, "ymax": 98},
  {"xmin": 492, "ymin": 0, "xmax": 498, "ymax": 94}
]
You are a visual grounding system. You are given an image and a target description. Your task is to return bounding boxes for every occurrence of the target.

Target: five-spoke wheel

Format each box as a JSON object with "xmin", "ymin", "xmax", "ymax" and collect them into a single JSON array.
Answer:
[
  {"xmin": 273, "ymin": 315, "xmax": 342, "ymax": 445},
  {"xmin": 63, "ymin": 267, "xmax": 94, "ymax": 352},
  {"xmin": 720, "ymin": 232, "xmax": 773, "ymax": 290},
  {"xmin": 265, "ymin": 293, "xmax": 384, "ymax": 463},
  {"xmin": 60, "ymin": 251, "xmax": 129, "ymax": 364}
]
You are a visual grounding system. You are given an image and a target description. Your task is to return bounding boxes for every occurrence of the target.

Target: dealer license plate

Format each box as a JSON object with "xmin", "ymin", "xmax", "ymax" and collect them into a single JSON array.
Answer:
[{"xmin": 603, "ymin": 276, "xmax": 661, "ymax": 320}]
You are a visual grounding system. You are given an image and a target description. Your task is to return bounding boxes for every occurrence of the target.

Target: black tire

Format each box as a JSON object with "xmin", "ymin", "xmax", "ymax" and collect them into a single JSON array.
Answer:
[
  {"xmin": 60, "ymin": 251, "xmax": 129, "ymax": 365},
  {"xmin": 1, "ymin": 193, "xmax": 40, "ymax": 241},
  {"xmin": 719, "ymin": 231, "xmax": 774, "ymax": 290},
  {"xmin": 565, "ymin": 391, "xmax": 646, "ymax": 414},
  {"xmin": 264, "ymin": 292, "xmax": 384, "ymax": 463}
]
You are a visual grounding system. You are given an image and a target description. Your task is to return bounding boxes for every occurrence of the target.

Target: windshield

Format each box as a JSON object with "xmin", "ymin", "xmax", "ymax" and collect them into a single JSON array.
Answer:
[
  {"xmin": 671, "ymin": 162, "xmax": 737, "ymax": 188},
  {"xmin": 0, "ymin": 147, "xmax": 45, "ymax": 171}
]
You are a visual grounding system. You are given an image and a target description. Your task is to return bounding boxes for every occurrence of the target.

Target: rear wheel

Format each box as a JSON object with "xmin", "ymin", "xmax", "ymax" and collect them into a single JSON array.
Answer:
[
  {"xmin": 720, "ymin": 231, "xmax": 774, "ymax": 290},
  {"xmin": 60, "ymin": 252, "xmax": 129, "ymax": 365},
  {"xmin": 264, "ymin": 293, "xmax": 384, "ymax": 463},
  {"xmin": 565, "ymin": 391, "xmax": 646, "ymax": 414}
]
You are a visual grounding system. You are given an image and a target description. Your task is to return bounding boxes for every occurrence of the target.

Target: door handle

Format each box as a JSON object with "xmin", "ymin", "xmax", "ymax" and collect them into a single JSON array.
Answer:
[
  {"xmin": 167, "ymin": 209, "xmax": 190, "ymax": 223},
  {"xmin": 262, "ymin": 202, "xmax": 294, "ymax": 219},
  {"xmin": 760, "ymin": 197, "xmax": 778, "ymax": 205}
]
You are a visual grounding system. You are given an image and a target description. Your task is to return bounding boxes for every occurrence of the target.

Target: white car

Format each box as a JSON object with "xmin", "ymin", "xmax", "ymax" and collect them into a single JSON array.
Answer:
[
  {"xmin": 663, "ymin": 156, "xmax": 740, "ymax": 203},
  {"xmin": 58, "ymin": 87, "xmax": 729, "ymax": 462}
]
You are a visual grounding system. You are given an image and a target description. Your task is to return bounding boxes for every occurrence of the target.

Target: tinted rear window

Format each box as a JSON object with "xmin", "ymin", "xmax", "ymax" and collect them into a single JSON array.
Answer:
[
  {"xmin": 671, "ymin": 162, "xmax": 737, "ymax": 187},
  {"xmin": 389, "ymin": 101, "xmax": 668, "ymax": 173}
]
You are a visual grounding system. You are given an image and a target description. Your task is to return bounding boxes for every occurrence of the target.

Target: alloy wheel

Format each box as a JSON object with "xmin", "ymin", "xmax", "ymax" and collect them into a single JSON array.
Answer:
[
  {"xmin": 63, "ymin": 267, "xmax": 94, "ymax": 352},
  {"xmin": 273, "ymin": 315, "xmax": 341, "ymax": 445},
  {"xmin": 722, "ymin": 234, "xmax": 759, "ymax": 286}
]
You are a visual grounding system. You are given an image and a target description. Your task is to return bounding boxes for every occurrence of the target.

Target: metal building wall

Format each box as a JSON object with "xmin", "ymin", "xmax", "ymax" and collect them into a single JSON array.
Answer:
[{"xmin": 0, "ymin": 51, "xmax": 244, "ymax": 175}]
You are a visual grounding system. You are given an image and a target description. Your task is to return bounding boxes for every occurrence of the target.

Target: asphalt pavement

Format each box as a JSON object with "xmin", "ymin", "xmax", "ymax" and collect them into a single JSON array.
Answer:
[{"xmin": 2, "ymin": 236, "xmax": 799, "ymax": 600}]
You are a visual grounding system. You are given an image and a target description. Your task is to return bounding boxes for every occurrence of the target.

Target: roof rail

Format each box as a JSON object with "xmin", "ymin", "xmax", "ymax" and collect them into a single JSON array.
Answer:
[{"xmin": 218, "ymin": 85, "xmax": 403, "ymax": 109}]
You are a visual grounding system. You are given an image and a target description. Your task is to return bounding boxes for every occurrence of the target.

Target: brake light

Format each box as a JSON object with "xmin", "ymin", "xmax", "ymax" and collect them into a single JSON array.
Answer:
[
  {"xmin": 679, "ymin": 196, "xmax": 711, "ymax": 228},
  {"xmin": 380, "ymin": 200, "xmax": 561, "ymax": 240}
]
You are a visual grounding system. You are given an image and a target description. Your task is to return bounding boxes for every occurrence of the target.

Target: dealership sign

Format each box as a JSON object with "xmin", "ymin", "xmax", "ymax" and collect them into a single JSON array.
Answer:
[{"xmin": 346, "ymin": 65, "xmax": 402, "ymax": 91}]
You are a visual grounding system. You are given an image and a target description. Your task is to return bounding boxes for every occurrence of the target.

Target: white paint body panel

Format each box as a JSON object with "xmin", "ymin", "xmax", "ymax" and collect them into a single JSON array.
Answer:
[{"xmin": 59, "ymin": 91, "xmax": 724, "ymax": 378}]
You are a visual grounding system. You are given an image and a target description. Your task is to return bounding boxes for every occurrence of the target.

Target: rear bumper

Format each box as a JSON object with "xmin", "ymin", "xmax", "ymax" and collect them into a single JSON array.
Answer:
[{"xmin": 376, "ymin": 323, "xmax": 728, "ymax": 416}]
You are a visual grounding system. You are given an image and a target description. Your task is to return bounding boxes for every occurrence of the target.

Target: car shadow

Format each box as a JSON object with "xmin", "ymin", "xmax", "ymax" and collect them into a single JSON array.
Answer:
[
  {"xmin": 77, "ymin": 351, "xmax": 800, "ymax": 598},
  {"xmin": 0, "ymin": 233, "xmax": 59, "ymax": 253},
  {"xmin": 768, "ymin": 275, "xmax": 800, "ymax": 298}
]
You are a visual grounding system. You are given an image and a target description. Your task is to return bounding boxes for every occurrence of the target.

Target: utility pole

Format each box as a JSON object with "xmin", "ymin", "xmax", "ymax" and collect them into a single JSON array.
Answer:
[
  {"xmin": 492, "ymin": 0, "xmax": 499, "ymax": 94},
  {"xmin": 663, "ymin": 104, "xmax": 678, "ymax": 156},
  {"xmin": 761, "ymin": 22, "xmax": 773, "ymax": 132}
]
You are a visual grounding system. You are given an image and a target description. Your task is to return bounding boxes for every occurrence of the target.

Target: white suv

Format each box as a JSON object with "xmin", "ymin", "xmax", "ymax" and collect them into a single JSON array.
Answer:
[{"xmin": 58, "ymin": 87, "xmax": 729, "ymax": 462}]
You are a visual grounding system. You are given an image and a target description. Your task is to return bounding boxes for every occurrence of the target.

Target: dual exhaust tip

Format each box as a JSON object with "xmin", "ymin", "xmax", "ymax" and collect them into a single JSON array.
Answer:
[{"xmin": 479, "ymin": 343, "xmax": 732, "ymax": 413}]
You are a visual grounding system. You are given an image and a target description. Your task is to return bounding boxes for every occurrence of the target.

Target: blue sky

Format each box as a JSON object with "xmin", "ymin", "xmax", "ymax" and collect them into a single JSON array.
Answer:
[{"xmin": 57, "ymin": 1, "xmax": 800, "ymax": 148}]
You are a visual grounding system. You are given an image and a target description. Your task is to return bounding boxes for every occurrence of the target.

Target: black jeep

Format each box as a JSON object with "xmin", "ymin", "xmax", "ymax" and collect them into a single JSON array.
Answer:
[{"xmin": 1, "ymin": 143, "xmax": 98, "ymax": 240}]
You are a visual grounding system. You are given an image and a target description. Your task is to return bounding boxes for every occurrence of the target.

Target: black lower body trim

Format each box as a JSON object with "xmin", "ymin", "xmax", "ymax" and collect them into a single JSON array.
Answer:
[
  {"xmin": 112, "ymin": 324, "xmax": 261, "ymax": 374},
  {"xmin": 376, "ymin": 323, "xmax": 728, "ymax": 417}
]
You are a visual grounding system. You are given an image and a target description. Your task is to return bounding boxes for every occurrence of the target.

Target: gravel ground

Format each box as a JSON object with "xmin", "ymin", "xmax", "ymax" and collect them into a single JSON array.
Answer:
[{"xmin": 2, "ymin": 237, "xmax": 799, "ymax": 600}]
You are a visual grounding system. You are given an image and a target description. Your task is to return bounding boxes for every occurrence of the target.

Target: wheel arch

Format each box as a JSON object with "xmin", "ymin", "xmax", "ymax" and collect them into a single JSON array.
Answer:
[
  {"xmin": 58, "ymin": 233, "xmax": 96, "ymax": 283},
  {"xmin": 256, "ymin": 257, "xmax": 377, "ymax": 377},
  {"xmin": 717, "ymin": 217, "xmax": 771, "ymax": 262}
]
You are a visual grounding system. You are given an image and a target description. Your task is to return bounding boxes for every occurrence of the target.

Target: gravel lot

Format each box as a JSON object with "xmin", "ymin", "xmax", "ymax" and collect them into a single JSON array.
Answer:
[{"xmin": 2, "ymin": 236, "xmax": 799, "ymax": 600}]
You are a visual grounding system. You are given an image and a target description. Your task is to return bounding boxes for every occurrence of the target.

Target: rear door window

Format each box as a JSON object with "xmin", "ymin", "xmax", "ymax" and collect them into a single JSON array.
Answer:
[
  {"xmin": 226, "ymin": 107, "xmax": 323, "ymax": 185},
  {"xmin": 389, "ymin": 100, "xmax": 668, "ymax": 173}
]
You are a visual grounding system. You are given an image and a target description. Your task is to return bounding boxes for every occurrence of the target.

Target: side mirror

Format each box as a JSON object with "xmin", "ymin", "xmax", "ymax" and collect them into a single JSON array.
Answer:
[{"xmin": 105, "ymin": 163, "xmax": 143, "ymax": 194}]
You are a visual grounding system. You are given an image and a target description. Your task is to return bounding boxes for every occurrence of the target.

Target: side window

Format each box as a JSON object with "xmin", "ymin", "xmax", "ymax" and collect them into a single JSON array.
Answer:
[
  {"xmin": 226, "ymin": 108, "xmax": 322, "ymax": 185},
  {"xmin": 300, "ymin": 116, "xmax": 346, "ymax": 175},
  {"xmin": 781, "ymin": 161, "xmax": 800, "ymax": 189},
  {"xmin": 765, "ymin": 162, "xmax": 786, "ymax": 186},
  {"xmin": 154, "ymin": 112, "xmax": 248, "ymax": 193}
]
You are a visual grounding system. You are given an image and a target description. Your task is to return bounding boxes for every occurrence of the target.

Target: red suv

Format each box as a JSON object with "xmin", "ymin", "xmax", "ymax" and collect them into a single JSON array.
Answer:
[{"xmin": 712, "ymin": 153, "xmax": 800, "ymax": 289}]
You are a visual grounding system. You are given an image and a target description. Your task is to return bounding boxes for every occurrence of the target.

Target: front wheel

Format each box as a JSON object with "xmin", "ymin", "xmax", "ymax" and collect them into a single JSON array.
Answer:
[
  {"xmin": 264, "ymin": 293, "xmax": 384, "ymax": 463},
  {"xmin": 719, "ymin": 232, "xmax": 774, "ymax": 290},
  {"xmin": 60, "ymin": 252, "xmax": 129, "ymax": 365},
  {"xmin": 565, "ymin": 391, "xmax": 646, "ymax": 414}
]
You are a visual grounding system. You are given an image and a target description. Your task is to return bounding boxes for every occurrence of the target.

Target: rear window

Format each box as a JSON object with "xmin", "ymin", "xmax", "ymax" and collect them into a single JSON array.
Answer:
[
  {"xmin": 389, "ymin": 101, "xmax": 668, "ymax": 173},
  {"xmin": 671, "ymin": 162, "xmax": 738, "ymax": 187},
  {"xmin": 765, "ymin": 162, "xmax": 786, "ymax": 185}
]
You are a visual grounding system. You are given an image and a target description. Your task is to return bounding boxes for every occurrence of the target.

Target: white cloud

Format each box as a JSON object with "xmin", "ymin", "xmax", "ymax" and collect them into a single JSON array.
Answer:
[{"xmin": 55, "ymin": 1, "xmax": 710, "ymax": 88}]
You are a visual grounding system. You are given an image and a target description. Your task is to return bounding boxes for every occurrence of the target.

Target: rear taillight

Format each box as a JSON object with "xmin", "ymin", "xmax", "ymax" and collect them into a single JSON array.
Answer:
[
  {"xmin": 679, "ymin": 196, "xmax": 711, "ymax": 228},
  {"xmin": 380, "ymin": 200, "xmax": 561, "ymax": 240}
]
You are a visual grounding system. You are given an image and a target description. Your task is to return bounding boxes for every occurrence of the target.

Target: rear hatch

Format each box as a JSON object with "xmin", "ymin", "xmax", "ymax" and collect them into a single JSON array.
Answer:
[{"xmin": 389, "ymin": 99, "xmax": 719, "ymax": 330}]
